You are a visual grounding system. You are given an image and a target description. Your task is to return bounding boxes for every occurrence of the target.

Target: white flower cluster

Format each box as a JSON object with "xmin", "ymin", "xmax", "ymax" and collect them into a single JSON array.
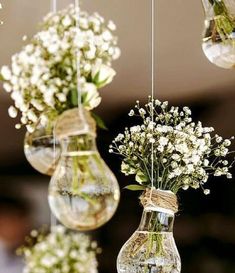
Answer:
[
  {"xmin": 20, "ymin": 225, "xmax": 99, "ymax": 273},
  {"xmin": 1, "ymin": 4, "xmax": 120, "ymax": 132},
  {"xmin": 110, "ymin": 98, "xmax": 235, "ymax": 194}
]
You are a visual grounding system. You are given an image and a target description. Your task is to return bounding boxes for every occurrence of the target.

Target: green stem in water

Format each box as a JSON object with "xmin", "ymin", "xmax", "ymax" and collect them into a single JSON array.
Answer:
[{"xmin": 72, "ymin": 156, "xmax": 79, "ymax": 194}]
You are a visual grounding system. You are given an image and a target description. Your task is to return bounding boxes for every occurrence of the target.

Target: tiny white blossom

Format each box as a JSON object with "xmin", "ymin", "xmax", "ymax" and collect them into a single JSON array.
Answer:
[
  {"xmin": 1, "ymin": 66, "xmax": 12, "ymax": 80},
  {"xmin": 204, "ymin": 189, "xmax": 210, "ymax": 195},
  {"xmin": 8, "ymin": 106, "xmax": 18, "ymax": 118}
]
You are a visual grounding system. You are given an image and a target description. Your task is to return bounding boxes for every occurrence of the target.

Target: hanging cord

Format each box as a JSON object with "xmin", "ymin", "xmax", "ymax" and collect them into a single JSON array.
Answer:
[
  {"xmin": 74, "ymin": 0, "xmax": 89, "ymax": 132},
  {"xmin": 75, "ymin": 0, "xmax": 82, "ymax": 109},
  {"xmin": 51, "ymin": 0, "xmax": 57, "ymax": 13},
  {"xmin": 51, "ymin": 0, "xmax": 58, "ymax": 229},
  {"xmin": 150, "ymin": 0, "xmax": 155, "ymax": 200}
]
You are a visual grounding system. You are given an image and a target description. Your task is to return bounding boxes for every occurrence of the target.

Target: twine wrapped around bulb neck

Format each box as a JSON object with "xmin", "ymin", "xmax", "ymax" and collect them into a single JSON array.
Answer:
[
  {"xmin": 140, "ymin": 188, "xmax": 178, "ymax": 214},
  {"xmin": 55, "ymin": 108, "xmax": 97, "ymax": 140}
]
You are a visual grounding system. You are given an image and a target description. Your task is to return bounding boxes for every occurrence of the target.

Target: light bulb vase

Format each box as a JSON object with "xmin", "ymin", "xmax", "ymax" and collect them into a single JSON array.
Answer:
[
  {"xmin": 48, "ymin": 108, "xmax": 120, "ymax": 231},
  {"xmin": 117, "ymin": 190, "xmax": 181, "ymax": 273}
]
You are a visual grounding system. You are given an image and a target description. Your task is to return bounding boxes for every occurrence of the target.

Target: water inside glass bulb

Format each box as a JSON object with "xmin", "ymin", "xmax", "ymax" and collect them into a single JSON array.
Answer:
[
  {"xmin": 48, "ymin": 108, "xmax": 120, "ymax": 231},
  {"xmin": 117, "ymin": 206, "xmax": 181, "ymax": 273},
  {"xmin": 24, "ymin": 117, "xmax": 60, "ymax": 176},
  {"xmin": 201, "ymin": 0, "xmax": 235, "ymax": 68}
]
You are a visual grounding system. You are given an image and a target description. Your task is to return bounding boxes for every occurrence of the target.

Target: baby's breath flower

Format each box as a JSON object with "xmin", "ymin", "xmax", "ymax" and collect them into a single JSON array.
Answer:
[
  {"xmin": 203, "ymin": 189, "xmax": 210, "ymax": 195},
  {"xmin": 8, "ymin": 106, "xmax": 18, "ymax": 118},
  {"xmin": 110, "ymin": 98, "xmax": 235, "ymax": 194},
  {"xmin": 1, "ymin": 5, "xmax": 120, "ymax": 131},
  {"xmin": 19, "ymin": 225, "xmax": 99, "ymax": 273}
]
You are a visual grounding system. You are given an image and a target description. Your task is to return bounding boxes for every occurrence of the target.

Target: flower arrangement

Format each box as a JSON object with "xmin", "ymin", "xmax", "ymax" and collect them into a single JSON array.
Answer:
[
  {"xmin": 18, "ymin": 225, "xmax": 100, "ymax": 273},
  {"xmin": 0, "ymin": 4, "xmax": 120, "ymax": 132},
  {"xmin": 110, "ymin": 98, "xmax": 234, "ymax": 194}
]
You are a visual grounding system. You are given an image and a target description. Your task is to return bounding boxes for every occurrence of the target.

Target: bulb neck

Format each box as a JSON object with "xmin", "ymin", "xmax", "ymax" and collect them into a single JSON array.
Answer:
[
  {"xmin": 138, "ymin": 206, "xmax": 175, "ymax": 233},
  {"xmin": 60, "ymin": 134, "xmax": 97, "ymax": 155}
]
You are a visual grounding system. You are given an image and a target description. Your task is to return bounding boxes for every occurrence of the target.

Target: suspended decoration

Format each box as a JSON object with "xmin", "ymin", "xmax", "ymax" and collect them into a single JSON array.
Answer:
[
  {"xmin": 110, "ymin": 99, "xmax": 235, "ymax": 273},
  {"xmin": 18, "ymin": 225, "xmax": 100, "ymax": 273},
  {"xmin": 202, "ymin": 0, "xmax": 235, "ymax": 68},
  {"xmin": 0, "ymin": 4, "xmax": 120, "ymax": 175},
  {"xmin": 48, "ymin": 108, "xmax": 120, "ymax": 231}
]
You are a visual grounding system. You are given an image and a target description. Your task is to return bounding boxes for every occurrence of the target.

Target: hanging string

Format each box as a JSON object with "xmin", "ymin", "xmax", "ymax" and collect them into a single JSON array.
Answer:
[
  {"xmin": 150, "ymin": 0, "xmax": 155, "ymax": 194},
  {"xmin": 51, "ymin": 0, "xmax": 58, "ymax": 229},
  {"xmin": 74, "ymin": 0, "xmax": 89, "ymax": 133},
  {"xmin": 74, "ymin": 0, "xmax": 82, "ymax": 109},
  {"xmin": 51, "ymin": 0, "xmax": 57, "ymax": 13}
]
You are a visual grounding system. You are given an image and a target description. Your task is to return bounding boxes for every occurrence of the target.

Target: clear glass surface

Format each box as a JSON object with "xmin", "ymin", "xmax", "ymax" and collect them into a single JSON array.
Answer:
[
  {"xmin": 24, "ymin": 118, "xmax": 60, "ymax": 176},
  {"xmin": 117, "ymin": 207, "xmax": 181, "ymax": 273}
]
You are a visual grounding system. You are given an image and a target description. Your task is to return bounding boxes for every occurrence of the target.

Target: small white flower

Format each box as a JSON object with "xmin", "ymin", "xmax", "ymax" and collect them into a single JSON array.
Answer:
[
  {"xmin": 204, "ymin": 159, "xmax": 209, "ymax": 166},
  {"xmin": 224, "ymin": 139, "xmax": 231, "ymax": 146},
  {"xmin": 102, "ymin": 30, "xmax": 113, "ymax": 41},
  {"xmin": 139, "ymin": 108, "xmax": 146, "ymax": 116},
  {"xmin": 159, "ymin": 136, "xmax": 168, "ymax": 146},
  {"xmin": 203, "ymin": 189, "xmax": 210, "ymax": 195},
  {"xmin": 56, "ymin": 93, "xmax": 67, "ymax": 102},
  {"xmin": 85, "ymin": 46, "xmax": 96, "ymax": 59},
  {"xmin": 216, "ymin": 136, "xmax": 223, "ymax": 143},
  {"xmin": 1, "ymin": 66, "xmax": 11, "ymax": 80},
  {"xmin": 128, "ymin": 110, "xmax": 135, "ymax": 116},
  {"xmin": 26, "ymin": 124, "xmax": 35, "ymax": 133},
  {"xmin": 8, "ymin": 106, "xmax": 18, "ymax": 118},
  {"xmin": 3, "ymin": 83, "xmax": 12, "ymax": 92},
  {"xmin": 62, "ymin": 15, "xmax": 72, "ymax": 27},
  {"xmin": 107, "ymin": 20, "xmax": 116, "ymax": 31}
]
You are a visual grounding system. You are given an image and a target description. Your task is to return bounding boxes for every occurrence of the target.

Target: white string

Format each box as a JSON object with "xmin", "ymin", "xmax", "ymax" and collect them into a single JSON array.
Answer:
[
  {"xmin": 51, "ymin": 0, "xmax": 57, "ymax": 13},
  {"xmin": 150, "ymin": 0, "xmax": 155, "ymax": 195},
  {"xmin": 74, "ymin": 0, "xmax": 88, "ymax": 132},
  {"xmin": 74, "ymin": 0, "xmax": 82, "ymax": 108},
  {"xmin": 51, "ymin": 0, "xmax": 58, "ymax": 229}
]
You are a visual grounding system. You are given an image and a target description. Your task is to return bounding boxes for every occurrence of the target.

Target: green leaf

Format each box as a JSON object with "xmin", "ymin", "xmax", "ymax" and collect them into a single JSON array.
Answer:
[
  {"xmin": 91, "ymin": 112, "xmax": 108, "ymax": 130},
  {"xmin": 68, "ymin": 88, "xmax": 78, "ymax": 107},
  {"xmin": 136, "ymin": 171, "xmax": 148, "ymax": 183},
  {"xmin": 124, "ymin": 184, "xmax": 146, "ymax": 191}
]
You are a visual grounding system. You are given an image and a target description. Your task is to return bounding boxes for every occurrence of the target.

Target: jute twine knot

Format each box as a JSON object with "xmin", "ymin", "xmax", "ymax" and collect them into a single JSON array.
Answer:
[
  {"xmin": 55, "ymin": 108, "xmax": 96, "ymax": 140},
  {"xmin": 140, "ymin": 188, "xmax": 178, "ymax": 213}
]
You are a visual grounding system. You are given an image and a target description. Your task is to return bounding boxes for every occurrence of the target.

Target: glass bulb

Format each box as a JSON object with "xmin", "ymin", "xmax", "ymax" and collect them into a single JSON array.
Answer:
[
  {"xmin": 24, "ymin": 115, "xmax": 60, "ymax": 176},
  {"xmin": 48, "ymin": 108, "xmax": 120, "ymax": 231},
  {"xmin": 201, "ymin": 0, "xmax": 235, "ymax": 68},
  {"xmin": 117, "ymin": 205, "xmax": 181, "ymax": 273}
]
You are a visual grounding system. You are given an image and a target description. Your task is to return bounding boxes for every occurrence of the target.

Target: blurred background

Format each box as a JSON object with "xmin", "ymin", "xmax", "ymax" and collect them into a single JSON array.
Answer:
[{"xmin": 0, "ymin": 0, "xmax": 235, "ymax": 273}]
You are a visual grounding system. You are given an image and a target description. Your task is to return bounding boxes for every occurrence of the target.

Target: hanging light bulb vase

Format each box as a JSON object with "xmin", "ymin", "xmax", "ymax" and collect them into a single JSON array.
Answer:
[
  {"xmin": 48, "ymin": 107, "xmax": 120, "ymax": 231},
  {"xmin": 24, "ymin": 114, "xmax": 60, "ymax": 176},
  {"xmin": 202, "ymin": 0, "xmax": 235, "ymax": 68},
  {"xmin": 117, "ymin": 188, "xmax": 181, "ymax": 273}
]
